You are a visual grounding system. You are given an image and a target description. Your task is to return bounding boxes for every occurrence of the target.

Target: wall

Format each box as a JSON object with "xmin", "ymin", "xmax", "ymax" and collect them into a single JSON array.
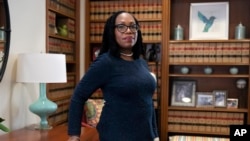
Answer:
[
  {"xmin": 0, "ymin": 0, "xmax": 86, "ymax": 135},
  {"xmin": 0, "ymin": 0, "xmax": 45, "ymax": 134}
]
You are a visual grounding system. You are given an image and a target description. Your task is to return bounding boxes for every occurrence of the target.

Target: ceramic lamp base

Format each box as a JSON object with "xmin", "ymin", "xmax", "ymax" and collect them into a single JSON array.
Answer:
[{"xmin": 29, "ymin": 83, "xmax": 57, "ymax": 130}]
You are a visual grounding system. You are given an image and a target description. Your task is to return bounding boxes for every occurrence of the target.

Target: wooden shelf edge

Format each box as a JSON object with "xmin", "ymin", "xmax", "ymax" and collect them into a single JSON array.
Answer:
[{"xmin": 168, "ymin": 106, "xmax": 248, "ymax": 113}]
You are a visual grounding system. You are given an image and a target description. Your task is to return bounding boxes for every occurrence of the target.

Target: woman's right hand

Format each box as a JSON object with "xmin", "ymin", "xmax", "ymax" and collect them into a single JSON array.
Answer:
[{"xmin": 67, "ymin": 136, "xmax": 80, "ymax": 141}]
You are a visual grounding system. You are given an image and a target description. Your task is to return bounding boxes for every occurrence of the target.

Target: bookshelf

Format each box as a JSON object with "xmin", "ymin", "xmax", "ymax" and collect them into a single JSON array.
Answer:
[
  {"xmin": 84, "ymin": 0, "xmax": 250, "ymax": 140},
  {"xmin": 161, "ymin": 0, "xmax": 250, "ymax": 140},
  {"xmin": 84, "ymin": 0, "xmax": 162, "ymax": 108},
  {"xmin": 45, "ymin": 0, "xmax": 80, "ymax": 126}
]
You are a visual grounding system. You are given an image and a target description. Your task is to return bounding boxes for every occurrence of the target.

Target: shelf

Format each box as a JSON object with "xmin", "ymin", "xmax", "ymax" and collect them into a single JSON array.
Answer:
[
  {"xmin": 168, "ymin": 106, "xmax": 248, "ymax": 113},
  {"xmin": 169, "ymin": 39, "xmax": 250, "ymax": 43},
  {"xmin": 169, "ymin": 74, "xmax": 249, "ymax": 78}
]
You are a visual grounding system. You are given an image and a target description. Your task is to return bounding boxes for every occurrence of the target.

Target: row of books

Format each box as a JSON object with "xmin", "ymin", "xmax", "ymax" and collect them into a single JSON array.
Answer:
[
  {"xmin": 48, "ymin": 110, "xmax": 68, "ymax": 126},
  {"xmin": 169, "ymin": 42, "xmax": 250, "ymax": 63},
  {"xmin": 49, "ymin": 0, "xmax": 75, "ymax": 17},
  {"xmin": 48, "ymin": 98, "xmax": 70, "ymax": 126},
  {"xmin": 168, "ymin": 123, "xmax": 230, "ymax": 134},
  {"xmin": 48, "ymin": 38, "xmax": 75, "ymax": 54},
  {"xmin": 90, "ymin": 0, "xmax": 162, "ymax": 21},
  {"xmin": 49, "ymin": 75, "xmax": 76, "ymax": 90},
  {"xmin": 48, "ymin": 88, "xmax": 74, "ymax": 101},
  {"xmin": 90, "ymin": 22, "xmax": 162, "ymax": 42},
  {"xmin": 168, "ymin": 110, "xmax": 244, "ymax": 134},
  {"xmin": 168, "ymin": 110, "xmax": 244, "ymax": 126}
]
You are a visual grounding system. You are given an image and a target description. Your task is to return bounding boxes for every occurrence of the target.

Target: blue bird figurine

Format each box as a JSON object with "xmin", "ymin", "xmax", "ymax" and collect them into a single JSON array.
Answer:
[{"xmin": 198, "ymin": 11, "xmax": 216, "ymax": 32}]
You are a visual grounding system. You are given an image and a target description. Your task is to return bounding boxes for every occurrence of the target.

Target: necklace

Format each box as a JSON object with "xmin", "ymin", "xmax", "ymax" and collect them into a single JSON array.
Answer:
[{"xmin": 120, "ymin": 52, "xmax": 133, "ymax": 57}]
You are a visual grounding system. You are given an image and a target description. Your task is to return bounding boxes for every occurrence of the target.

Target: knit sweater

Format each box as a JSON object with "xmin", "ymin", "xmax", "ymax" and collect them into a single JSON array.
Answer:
[{"xmin": 68, "ymin": 52, "xmax": 158, "ymax": 141}]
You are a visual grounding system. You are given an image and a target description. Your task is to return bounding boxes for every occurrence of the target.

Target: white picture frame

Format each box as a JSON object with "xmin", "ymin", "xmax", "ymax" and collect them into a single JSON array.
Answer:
[{"xmin": 189, "ymin": 2, "xmax": 229, "ymax": 40}]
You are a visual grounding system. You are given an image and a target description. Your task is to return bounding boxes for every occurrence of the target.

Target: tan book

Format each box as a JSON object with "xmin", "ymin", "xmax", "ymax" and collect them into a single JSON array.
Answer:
[
  {"xmin": 242, "ymin": 42, "xmax": 250, "ymax": 63},
  {"xmin": 229, "ymin": 42, "xmax": 236, "ymax": 63},
  {"xmin": 216, "ymin": 42, "xmax": 223, "ymax": 63},
  {"xmin": 235, "ymin": 42, "xmax": 242, "ymax": 63},
  {"xmin": 184, "ymin": 43, "xmax": 192, "ymax": 62},
  {"xmin": 209, "ymin": 42, "xmax": 216, "ymax": 63},
  {"xmin": 197, "ymin": 43, "xmax": 204, "ymax": 63},
  {"xmin": 222, "ymin": 42, "xmax": 230, "ymax": 63},
  {"xmin": 203, "ymin": 42, "xmax": 210, "ymax": 62}
]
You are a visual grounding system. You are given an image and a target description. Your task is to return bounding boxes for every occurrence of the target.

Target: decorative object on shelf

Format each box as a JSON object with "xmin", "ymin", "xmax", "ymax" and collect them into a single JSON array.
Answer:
[
  {"xmin": 235, "ymin": 23, "xmax": 246, "ymax": 39},
  {"xmin": 174, "ymin": 24, "xmax": 183, "ymax": 40},
  {"xmin": 236, "ymin": 79, "xmax": 247, "ymax": 108},
  {"xmin": 171, "ymin": 81, "xmax": 196, "ymax": 107},
  {"xmin": 229, "ymin": 67, "xmax": 239, "ymax": 74},
  {"xmin": 189, "ymin": 2, "xmax": 229, "ymax": 40},
  {"xmin": 204, "ymin": 66, "xmax": 212, "ymax": 74},
  {"xmin": 227, "ymin": 98, "xmax": 238, "ymax": 109},
  {"xmin": 16, "ymin": 53, "xmax": 67, "ymax": 130},
  {"xmin": 236, "ymin": 79, "xmax": 247, "ymax": 89},
  {"xmin": 213, "ymin": 90, "xmax": 227, "ymax": 108},
  {"xmin": 196, "ymin": 92, "xmax": 214, "ymax": 108},
  {"xmin": 57, "ymin": 24, "xmax": 68, "ymax": 37},
  {"xmin": 180, "ymin": 66, "xmax": 189, "ymax": 74}
]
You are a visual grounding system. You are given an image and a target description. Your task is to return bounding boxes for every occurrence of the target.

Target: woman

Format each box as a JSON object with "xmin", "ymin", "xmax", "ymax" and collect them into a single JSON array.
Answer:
[{"xmin": 67, "ymin": 11, "xmax": 159, "ymax": 141}]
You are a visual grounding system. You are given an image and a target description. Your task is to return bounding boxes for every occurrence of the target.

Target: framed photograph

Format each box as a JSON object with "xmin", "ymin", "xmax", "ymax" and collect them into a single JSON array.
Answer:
[
  {"xmin": 171, "ymin": 81, "xmax": 196, "ymax": 107},
  {"xmin": 196, "ymin": 92, "xmax": 214, "ymax": 108},
  {"xmin": 189, "ymin": 2, "xmax": 229, "ymax": 40},
  {"xmin": 227, "ymin": 98, "xmax": 238, "ymax": 109},
  {"xmin": 213, "ymin": 90, "xmax": 227, "ymax": 107}
]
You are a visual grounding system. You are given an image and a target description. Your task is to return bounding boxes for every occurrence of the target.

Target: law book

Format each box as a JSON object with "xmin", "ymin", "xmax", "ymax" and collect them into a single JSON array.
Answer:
[
  {"xmin": 216, "ymin": 42, "xmax": 223, "ymax": 63},
  {"xmin": 184, "ymin": 43, "xmax": 191, "ymax": 62},
  {"xmin": 241, "ymin": 42, "xmax": 250, "ymax": 63},
  {"xmin": 229, "ymin": 42, "xmax": 236, "ymax": 63},
  {"xmin": 196, "ymin": 42, "xmax": 204, "ymax": 63},
  {"xmin": 209, "ymin": 42, "xmax": 216, "ymax": 62},
  {"xmin": 235, "ymin": 42, "xmax": 242, "ymax": 63},
  {"xmin": 222, "ymin": 42, "xmax": 230, "ymax": 63},
  {"xmin": 203, "ymin": 42, "xmax": 210, "ymax": 62}
]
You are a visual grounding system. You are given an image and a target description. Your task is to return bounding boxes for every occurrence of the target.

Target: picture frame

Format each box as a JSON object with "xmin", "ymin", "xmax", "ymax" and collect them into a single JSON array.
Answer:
[
  {"xmin": 213, "ymin": 90, "xmax": 227, "ymax": 107},
  {"xmin": 196, "ymin": 92, "xmax": 214, "ymax": 108},
  {"xmin": 171, "ymin": 81, "xmax": 196, "ymax": 107},
  {"xmin": 189, "ymin": 2, "xmax": 229, "ymax": 40},
  {"xmin": 227, "ymin": 98, "xmax": 238, "ymax": 109}
]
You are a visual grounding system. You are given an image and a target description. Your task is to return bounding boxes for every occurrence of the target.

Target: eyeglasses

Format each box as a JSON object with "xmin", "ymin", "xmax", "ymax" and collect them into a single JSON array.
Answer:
[{"xmin": 115, "ymin": 24, "xmax": 139, "ymax": 33}]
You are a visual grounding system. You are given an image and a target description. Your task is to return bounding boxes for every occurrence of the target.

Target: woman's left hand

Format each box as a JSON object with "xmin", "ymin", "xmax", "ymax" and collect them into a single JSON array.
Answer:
[{"xmin": 154, "ymin": 137, "xmax": 160, "ymax": 141}]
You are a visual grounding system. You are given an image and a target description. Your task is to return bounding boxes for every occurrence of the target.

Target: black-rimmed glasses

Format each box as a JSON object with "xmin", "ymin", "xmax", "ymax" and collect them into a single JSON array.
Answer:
[{"xmin": 115, "ymin": 24, "xmax": 139, "ymax": 33}]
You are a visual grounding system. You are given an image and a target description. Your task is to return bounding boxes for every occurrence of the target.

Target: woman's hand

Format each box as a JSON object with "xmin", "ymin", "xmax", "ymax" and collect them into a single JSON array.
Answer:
[
  {"xmin": 154, "ymin": 137, "xmax": 160, "ymax": 141},
  {"xmin": 67, "ymin": 136, "xmax": 80, "ymax": 141}
]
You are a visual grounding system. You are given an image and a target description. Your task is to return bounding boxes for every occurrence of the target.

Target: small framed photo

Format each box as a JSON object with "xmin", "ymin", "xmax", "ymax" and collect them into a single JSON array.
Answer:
[
  {"xmin": 213, "ymin": 90, "xmax": 227, "ymax": 107},
  {"xmin": 196, "ymin": 92, "xmax": 214, "ymax": 108},
  {"xmin": 171, "ymin": 81, "xmax": 196, "ymax": 107},
  {"xmin": 227, "ymin": 98, "xmax": 238, "ymax": 109},
  {"xmin": 189, "ymin": 2, "xmax": 229, "ymax": 40}
]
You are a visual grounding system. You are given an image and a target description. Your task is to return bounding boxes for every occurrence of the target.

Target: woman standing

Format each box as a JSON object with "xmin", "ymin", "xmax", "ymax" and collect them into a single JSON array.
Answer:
[{"xmin": 67, "ymin": 11, "xmax": 159, "ymax": 141}]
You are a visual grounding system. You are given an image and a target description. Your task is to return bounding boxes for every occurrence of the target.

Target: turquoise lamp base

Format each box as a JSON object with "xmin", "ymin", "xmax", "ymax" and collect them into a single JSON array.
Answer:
[{"xmin": 29, "ymin": 83, "xmax": 57, "ymax": 130}]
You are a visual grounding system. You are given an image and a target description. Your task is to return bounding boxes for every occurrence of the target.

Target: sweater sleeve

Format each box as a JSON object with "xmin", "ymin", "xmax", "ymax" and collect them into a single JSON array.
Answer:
[
  {"xmin": 68, "ymin": 54, "xmax": 112, "ymax": 136},
  {"xmin": 152, "ymin": 103, "xmax": 159, "ymax": 138}
]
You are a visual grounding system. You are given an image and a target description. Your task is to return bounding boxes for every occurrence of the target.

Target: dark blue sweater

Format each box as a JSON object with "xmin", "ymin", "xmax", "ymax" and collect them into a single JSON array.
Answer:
[{"xmin": 68, "ymin": 53, "xmax": 158, "ymax": 141}]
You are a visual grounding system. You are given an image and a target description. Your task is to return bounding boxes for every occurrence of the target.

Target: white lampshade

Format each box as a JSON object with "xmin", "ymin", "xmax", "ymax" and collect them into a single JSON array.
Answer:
[{"xmin": 16, "ymin": 53, "xmax": 67, "ymax": 83}]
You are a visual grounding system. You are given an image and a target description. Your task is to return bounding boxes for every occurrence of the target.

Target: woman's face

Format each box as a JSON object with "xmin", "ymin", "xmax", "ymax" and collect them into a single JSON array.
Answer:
[{"xmin": 114, "ymin": 13, "xmax": 138, "ymax": 50}]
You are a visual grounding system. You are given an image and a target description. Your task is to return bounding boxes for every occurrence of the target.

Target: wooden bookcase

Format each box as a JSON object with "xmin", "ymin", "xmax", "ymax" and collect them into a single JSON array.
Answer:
[
  {"xmin": 160, "ymin": 0, "xmax": 250, "ymax": 140},
  {"xmin": 84, "ymin": 0, "xmax": 250, "ymax": 140},
  {"xmin": 45, "ymin": 0, "xmax": 80, "ymax": 126},
  {"xmin": 84, "ymin": 0, "xmax": 162, "ymax": 108}
]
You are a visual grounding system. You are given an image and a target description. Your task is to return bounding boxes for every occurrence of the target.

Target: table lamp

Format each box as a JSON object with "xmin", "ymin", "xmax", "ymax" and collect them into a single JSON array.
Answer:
[{"xmin": 16, "ymin": 53, "xmax": 67, "ymax": 130}]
